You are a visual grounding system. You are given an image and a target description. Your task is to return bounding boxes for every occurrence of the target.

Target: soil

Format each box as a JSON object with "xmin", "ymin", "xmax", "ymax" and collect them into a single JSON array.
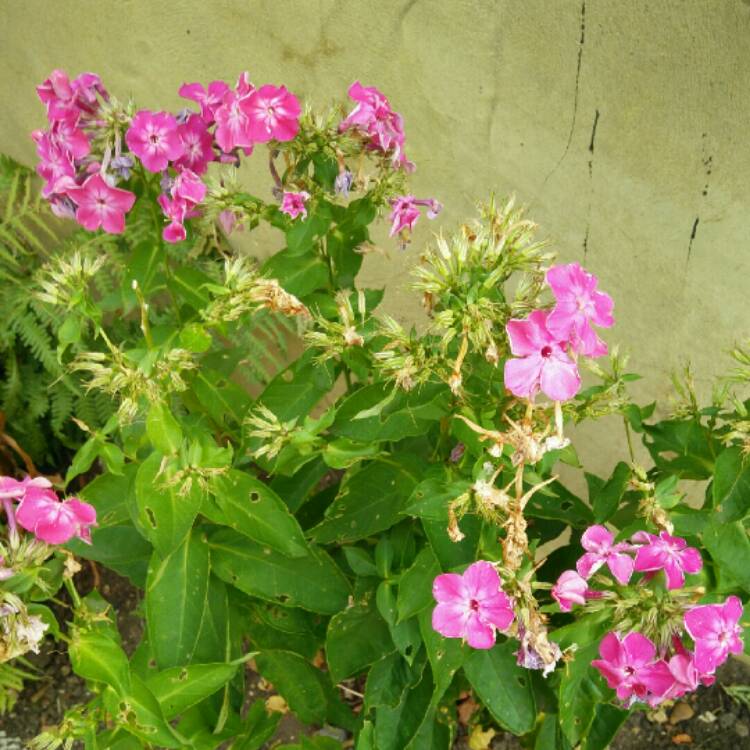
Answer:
[{"xmin": 1, "ymin": 568, "xmax": 748, "ymax": 749}]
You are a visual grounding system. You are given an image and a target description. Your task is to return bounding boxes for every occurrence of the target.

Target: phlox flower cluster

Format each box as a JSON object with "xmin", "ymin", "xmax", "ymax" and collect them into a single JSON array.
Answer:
[
  {"xmin": 552, "ymin": 524, "xmax": 744, "ymax": 706},
  {"xmin": 0, "ymin": 475, "xmax": 96, "ymax": 547},
  {"xmin": 34, "ymin": 71, "xmax": 437, "ymax": 246},
  {"xmin": 504, "ymin": 263, "xmax": 614, "ymax": 402}
]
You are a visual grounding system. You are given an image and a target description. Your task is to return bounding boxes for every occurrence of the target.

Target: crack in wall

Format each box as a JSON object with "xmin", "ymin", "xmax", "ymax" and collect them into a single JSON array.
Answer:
[{"xmin": 583, "ymin": 108, "xmax": 600, "ymax": 259}]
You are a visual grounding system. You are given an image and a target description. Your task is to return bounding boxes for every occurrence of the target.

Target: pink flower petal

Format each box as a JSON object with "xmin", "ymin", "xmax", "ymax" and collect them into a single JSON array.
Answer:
[
  {"xmin": 432, "ymin": 573, "xmax": 467, "ymax": 603},
  {"xmin": 464, "ymin": 612, "xmax": 496, "ymax": 649},
  {"xmin": 463, "ymin": 561, "xmax": 500, "ymax": 601},
  {"xmin": 432, "ymin": 602, "xmax": 468, "ymax": 638},
  {"xmin": 607, "ymin": 552, "xmax": 635, "ymax": 585}
]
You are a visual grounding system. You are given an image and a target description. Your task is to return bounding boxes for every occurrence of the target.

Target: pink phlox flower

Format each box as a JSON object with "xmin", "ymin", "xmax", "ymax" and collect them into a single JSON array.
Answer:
[
  {"xmin": 633, "ymin": 530, "xmax": 702, "ymax": 590},
  {"xmin": 178, "ymin": 80, "xmax": 231, "ymax": 123},
  {"xmin": 504, "ymin": 310, "xmax": 582, "ymax": 402},
  {"xmin": 175, "ymin": 114, "xmax": 214, "ymax": 174},
  {"xmin": 388, "ymin": 195, "xmax": 441, "ymax": 237},
  {"xmin": 158, "ymin": 193, "xmax": 191, "ymax": 243},
  {"xmin": 49, "ymin": 119, "xmax": 91, "ymax": 160},
  {"xmin": 70, "ymin": 72, "xmax": 108, "ymax": 114},
  {"xmin": 551, "ymin": 569, "xmax": 589, "ymax": 612},
  {"xmin": 684, "ymin": 596, "xmax": 744, "ymax": 674},
  {"xmin": 32, "ymin": 132, "xmax": 76, "ymax": 197},
  {"xmin": 340, "ymin": 81, "xmax": 411, "ymax": 169},
  {"xmin": 171, "ymin": 167, "xmax": 206, "ymax": 205},
  {"xmin": 0, "ymin": 476, "xmax": 52, "ymax": 501},
  {"xmin": 16, "ymin": 487, "xmax": 96, "ymax": 545},
  {"xmin": 592, "ymin": 631, "xmax": 674, "ymax": 704},
  {"xmin": 217, "ymin": 210, "xmax": 239, "ymax": 236},
  {"xmin": 241, "ymin": 84, "xmax": 301, "ymax": 143},
  {"xmin": 66, "ymin": 173, "xmax": 136, "ymax": 234},
  {"xmin": 125, "ymin": 110, "xmax": 184, "ymax": 172},
  {"xmin": 280, "ymin": 191, "xmax": 310, "ymax": 220},
  {"xmin": 37, "ymin": 70, "xmax": 107, "ymax": 122},
  {"xmin": 576, "ymin": 524, "xmax": 634, "ymax": 585},
  {"xmin": 432, "ymin": 560, "xmax": 514, "ymax": 649},
  {"xmin": 546, "ymin": 263, "xmax": 614, "ymax": 357},
  {"xmin": 214, "ymin": 89, "xmax": 254, "ymax": 153},
  {"xmin": 665, "ymin": 652, "xmax": 714, "ymax": 700}
]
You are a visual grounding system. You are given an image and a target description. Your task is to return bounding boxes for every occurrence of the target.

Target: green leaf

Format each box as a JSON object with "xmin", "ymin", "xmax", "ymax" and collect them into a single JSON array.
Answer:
[
  {"xmin": 103, "ymin": 675, "xmax": 182, "ymax": 748},
  {"xmin": 418, "ymin": 608, "xmax": 465, "ymax": 705},
  {"xmin": 397, "ymin": 546, "xmax": 440, "ymax": 622},
  {"xmin": 146, "ymin": 402, "xmax": 183, "ymax": 455},
  {"xmin": 463, "ymin": 640, "xmax": 536, "ymax": 736},
  {"xmin": 254, "ymin": 650, "xmax": 328, "ymax": 725},
  {"xmin": 364, "ymin": 650, "xmax": 425, "ymax": 710},
  {"xmin": 262, "ymin": 249, "xmax": 329, "ymax": 297},
  {"xmin": 580, "ymin": 704, "xmax": 629, "ymax": 750},
  {"xmin": 231, "ymin": 699, "xmax": 282, "ymax": 750},
  {"xmin": 558, "ymin": 641, "xmax": 606, "ymax": 746},
  {"xmin": 343, "ymin": 546, "xmax": 379, "ymax": 577},
  {"xmin": 209, "ymin": 528, "xmax": 351, "ymax": 614},
  {"xmin": 146, "ymin": 662, "xmax": 239, "ymax": 719},
  {"xmin": 534, "ymin": 714, "xmax": 571, "ymax": 750},
  {"xmin": 402, "ymin": 477, "xmax": 472, "ymax": 521},
  {"xmin": 712, "ymin": 446, "xmax": 750, "ymax": 522},
  {"xmin": 135, "ymin": 452, "xmax": 203, "ymax": 557},
  {"xmin": 326, "ymin": 593, "xmax": 393, "ymax": 682},
  {"xmin": 592, "ymin": 462, "xmax": 631, "ymax": 523},
  {"xmin": 145, "ymin": 529, "xmax": 211, "ymax": 668},
  {"xmin": 332, "ymin": 382, "xmax": 450, "ymax": 443},
  {"xmin": 179, "ymin": 322, "xmax": 213, "ymax": 353},
  {"xmin": 703, "ymin": 520, "xmax": 750, "ymax": 592},
  {"xmin": 323, "ymin": 437, "xmax": 383, "ymax": 469},
  {"xmin": 211, "ymin": 470, "xmax": 309, "ymax": 557},
  {"xmin": 642, "ymin": 418, "xmax": 716, "ymax": 479},
  {"xmin": 69, "ymin": 629, "xmax": 131, "ymax": 695},
  {"xmin": 310, "ymin": 457, "xmax": 419, "ymax": 544},
  {"xmin": 525, "ymin": 480, "xmax": 594, "ymax": 528}
]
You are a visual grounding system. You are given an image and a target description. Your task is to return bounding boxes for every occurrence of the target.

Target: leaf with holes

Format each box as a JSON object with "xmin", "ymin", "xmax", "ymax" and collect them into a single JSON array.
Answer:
[
  {"xmin": 558, "ymin": 641, "xmax": 607, "ymax": 746},
  {"xmin": 463, "ymin": 640, "xmax": 536, "ymax": 736},
  {"xmin": 208, "ymin": 528, "xmax": 350, "ymax": 614},
  {"xmin": 146, "ymin": 661, "xmax": 239, "ymax": 719},
  {"xmin": 211, "ymin": 470, "xmax": 309, "ymax": 557},
  {"xmin": 135, "ymin": 452, "xmax": 203, "ymax": 557},
  {"xmin": 310, "ymin": 457, "xmax": 419, "ymax": 545}
]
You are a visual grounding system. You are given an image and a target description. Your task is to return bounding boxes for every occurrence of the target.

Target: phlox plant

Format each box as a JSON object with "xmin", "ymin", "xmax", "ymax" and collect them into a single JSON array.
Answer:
[{"xmin": 0, "ymin": 67, "xmax": 747, "ymax": 750}]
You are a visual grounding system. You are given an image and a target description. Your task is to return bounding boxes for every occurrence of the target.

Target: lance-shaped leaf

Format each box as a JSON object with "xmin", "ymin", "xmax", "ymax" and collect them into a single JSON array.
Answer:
[
  {"xmin": 210, "ymin": 470, "xmax": 308, "ymax": 557},
  {"xmin": 69, "ymin": 629, "xmax": 131, "ymax": 696},
  {"xmin": 310, "ymin": 457, "xmax": 419, "ymax": 545},
  {"xmin": 146, "ymin": 528, "xmax": 211, "ymax": 669},
  {"xmin": 208, "ymin": 528, "xmax": 350, "ymax": 614},
  {"xmin": 135, "ymin": 451, "xmax": 203, "ymax": 557}
]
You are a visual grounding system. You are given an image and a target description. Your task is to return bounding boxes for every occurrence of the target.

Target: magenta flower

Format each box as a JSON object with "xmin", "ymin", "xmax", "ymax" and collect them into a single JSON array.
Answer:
[
  {"xmin": 214, "ymin": 90, "xmax": 254, "ymax": 153},
  {"xmin": 241, "ymin": 84, "xmax": 301, "ymax": 143},
  {"xmin": 125, "ymin": 110, "xmax": 184, "ymax": 172},
  {"xmin": 49, "ymin": 119, "xmax": 90, "ymax": 160},
  {"xmin": 633, "ymin": 531, "xmax": 702, "ymax": 590},
  {"xmin": 158, "ymin": 194, "xmax": 189, "ymax": 243},
  {"xmin": 175, "ymin": 114, "xmax": 214, "ymax": 174},
  {"xmin": 66, "ymin": 173, "xmax": 136, "ymax": 234},
  {"xmin": 0, "ymin": 476, "xmax": 53, "ymax": 501},
  {"xmin": 280, "ymin": 191, "xmax": 310, "ymax": 220},
  {"xmin": 340, "ymin": 82, "xmax": 411, "ymax": 169},
  {"xmin": 178, "ymin": 80, "xmax": 231, "ymax": 123},
  {"xmin": 666, "ymin": 652, "xmax": 714, "ymax": 699},
  {"xmin": 432, "ymin": 561, "xmax": 514, "ymax": 649},
  {"xmin": 16, "ymin": 487, "xmax": 96, "ymax": 545},
  {"xmin": 32, "ymin": 132, "xmax": 75, "ymax": 198},
  {"xmin": 172, "ymin": 168, "xmax": 206, "ymax": 205},
  {"xmin": 576, "ymin": 525, "xmax": 634, "ymax": 585},
  {"xmin": 546, "ymin": 263, "xmax": 614, "ymax": 357},
  {"xmin": 504, "ymin": 310, "xmax": 581, "ymax": 402},
  {"xmin": 684, "ymin": 596, "xmax": 744, "ymax": 673},
  {"xmin": 592, "ymin": 632, "xmax": 674, "ymax": 704},
  {"xmin": 388, "ymin": 195, "xmax": 442, "ymax": 237},
  {"xmin": 551, "ymin": 570, "xmax": 589, "ymax": 612}
]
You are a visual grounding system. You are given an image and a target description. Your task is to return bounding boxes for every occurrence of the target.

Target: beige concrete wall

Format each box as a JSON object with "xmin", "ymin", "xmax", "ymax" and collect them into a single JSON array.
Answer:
[{"xmin": 2, "ymin": 0, "xmax": 749, "ymax": 476}]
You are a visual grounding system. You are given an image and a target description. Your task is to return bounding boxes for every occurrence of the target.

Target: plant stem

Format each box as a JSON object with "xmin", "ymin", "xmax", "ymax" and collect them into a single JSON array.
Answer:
[{"xmin": 623, "ymin": 417, "xmax": 636, "ymax": 464}]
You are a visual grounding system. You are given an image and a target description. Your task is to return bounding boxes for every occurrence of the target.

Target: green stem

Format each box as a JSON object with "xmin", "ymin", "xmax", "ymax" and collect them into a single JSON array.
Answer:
[
  {"xmin": 64, "ymin": 576, "xmax": 82, "ymax": 610},
  {"xmin": 623, "ymin": 417, "xmax": 636, "ymax": 464}
]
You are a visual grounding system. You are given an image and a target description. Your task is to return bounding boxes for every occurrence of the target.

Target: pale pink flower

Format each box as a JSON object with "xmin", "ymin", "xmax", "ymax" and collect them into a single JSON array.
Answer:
[
  {"xmin": 218, "ymin": 209, "xmax": 239, "ymax": 235},
  {"xmin": 66, "ymin": 173, "xmax": 136, "ymax": 234},
  {"xmin": 504, "ymin": 310, "xmax": 581, "ymax": 402},
  {"xmin": 214, "ymin": 90, "xmax": 254, "ymax": 153},
  {"xmin": 665, "ymin": 652, "xmax": 714, "ymax": 700},
  {"xmin": 125, "ymin": 110, "xmax": 184, "ymax": 172},
  {"xmin": 16, "ymin": 487, "xmax": 96, "ymax": 545},
  {"xmin": 0, "ymin": 556, "xmax": 13, "ymax": 581},
  {"xmin": 178, "ymin": 80, "xmax": 231, "ymax": 123},
  {"xmin": 241, "ymin": 84, "xmax": 301, "ymax": 143},
  {"xmin": 388, "ymin": 195, "xmax": 441, "ymax": 237},
  {"xmin": 280, "ymin": 191, "xmax": 310, "ymax": 220},
  {"xmin": 546, "ymin": 263, "xmax": 614, "ymax": 357},
  {"xmin": 171, "ymin": 167, "xmax": 206, "ymax": 205},
  {"xmin": 551, "ymin": 570, "xmax": 588, "ymax": 612},
  {"xmin": 576, "ymin": 525, "xmax": 634, "ymax": 585},
  {"xmin": 175, "ymin": 114, "xmax": 214, "ymax": 174},
  {"xmin": 684, "ymin": 596, "xmax": 744, "ymax": 673},
  {"xmin": 432, "ymin": 561, "xmax": 514, "ymax": 649},
  {"xmin": 592, "ymin": 632, "xmax": 674, "ymax": 704},
  {"xmin": 632, "ymin": 531, "xmax": 702, "ymax": 590}
]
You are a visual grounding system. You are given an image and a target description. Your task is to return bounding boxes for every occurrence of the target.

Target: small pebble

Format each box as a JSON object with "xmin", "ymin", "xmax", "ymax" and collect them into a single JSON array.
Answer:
[
  {"xmin": 736, "ymin": 721, "xmax": 749, "ymax": 738},
  {"xmin": 720, "ymin": 711, "xmax": 738, "ymax": 729}
]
